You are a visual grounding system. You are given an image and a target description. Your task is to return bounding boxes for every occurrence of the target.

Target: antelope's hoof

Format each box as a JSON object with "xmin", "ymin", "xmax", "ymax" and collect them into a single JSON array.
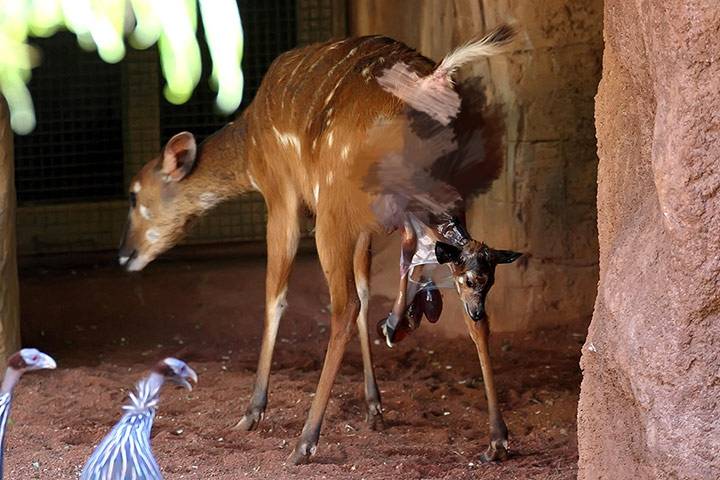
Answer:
[
  {"xmin": 478, "ymin": 439, "xmax": 509, "ymax": 463},
  {"xmin": 233, "ymin": 408, "xmax": 264, "ymax": 431},
  {"xmin": 289, "ymin": 440, "xmax": 317, "ymax": 465},
  {"xmin": 365, "ymin": 402, "xmax": 385, "ymax": 431}
]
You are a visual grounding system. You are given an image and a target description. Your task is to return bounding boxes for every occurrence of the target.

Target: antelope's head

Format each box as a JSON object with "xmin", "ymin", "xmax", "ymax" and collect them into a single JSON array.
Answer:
[
  {"xmin": 118, "ymin": 132, "xmax": 207, "ymax": 271},
  {"xmin": 435, "ymin": 240, "xmax": 521, "ymax": 322}
]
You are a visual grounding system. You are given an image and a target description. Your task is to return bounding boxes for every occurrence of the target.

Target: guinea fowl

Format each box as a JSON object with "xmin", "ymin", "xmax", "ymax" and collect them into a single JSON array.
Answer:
[
  {"xmin": 0, "ymin": 348, "xmax": 57, "ymax": 478},
  {"xmin": 80, "ymin": 358, "xmax": 197, "ymax": 480}
]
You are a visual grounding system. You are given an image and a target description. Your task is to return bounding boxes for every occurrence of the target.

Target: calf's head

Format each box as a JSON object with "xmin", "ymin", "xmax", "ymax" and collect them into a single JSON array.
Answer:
[
  {"xmin": 435, "ymin": 240, "xmax": 521, "ymax": 322},
  {"xmin": 118, "ymin": 132, "xmax": 200, "ymax": 271}
]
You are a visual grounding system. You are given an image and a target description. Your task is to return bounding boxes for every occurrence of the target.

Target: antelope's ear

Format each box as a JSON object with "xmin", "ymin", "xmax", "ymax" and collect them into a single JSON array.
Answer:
[
  {"xmin": 491, "ymin": 249, "xmax": 522, "ymax": 264},
  {"xmin": 435, "ymin": 242, "xmax": 462, "ymax": 264},
  {"xmin": 162, "ymin": 132, "xmax": 197, "ymax": 182}
]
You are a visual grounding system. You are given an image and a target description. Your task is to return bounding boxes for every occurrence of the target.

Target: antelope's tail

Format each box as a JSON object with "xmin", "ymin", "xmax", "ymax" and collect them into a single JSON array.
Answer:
[
  {"xmin": 435, "ymin": 23, "xmax": 516, "ymax": 79},
  {"xmin": 376, "ymin": 24, "xmax": 516, "ymax": 125}
]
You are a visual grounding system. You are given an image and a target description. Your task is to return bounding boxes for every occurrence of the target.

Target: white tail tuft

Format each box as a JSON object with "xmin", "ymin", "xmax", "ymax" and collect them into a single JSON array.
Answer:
[
  {"xmin": 376, "ymin": 62, "xmax": 461, "ymax": 125},
  {"xmin": 436, "ymin": 24, "xmax": 516, "ymax": 78}
]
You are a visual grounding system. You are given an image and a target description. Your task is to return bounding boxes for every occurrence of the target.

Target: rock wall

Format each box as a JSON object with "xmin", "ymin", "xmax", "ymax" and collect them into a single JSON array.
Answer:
[
  {"xmin": 350, "ymin": 0, "xmax": 603, "ymax": 333},
  {"xmin": 577, "ymin": 1, "xmax": 720, "ymax": 478},
  {"xmin": 0, "ymin": 98, "xmax": 22, "ymax": 368}
]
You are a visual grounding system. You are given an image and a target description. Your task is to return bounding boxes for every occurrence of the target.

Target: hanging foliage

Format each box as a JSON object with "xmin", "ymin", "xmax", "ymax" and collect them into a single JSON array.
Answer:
[{"xmin": 0, "ymin": 0, "xmax": 244, "ymax": 134}]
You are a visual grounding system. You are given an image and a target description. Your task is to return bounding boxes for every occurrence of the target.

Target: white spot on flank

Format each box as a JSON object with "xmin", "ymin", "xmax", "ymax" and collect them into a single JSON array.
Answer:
[
  {"xmin": 324, "ymin": 76, "xmax": 344, "ymax": 108},
  {"xmin": 139, "ymin": 205, "xmax": 152, "ymax": 220},
  {"xmin": 272, "ymin": 126, "xmax": 301, "ymax": 156},
  {"xmin": 199, "ymin": 192, "xmax": 219, "ymax": 209},
  {"xmin": 132, "ymin": 182, "xmax": 142, "ymax": 193},
  {"xmin": 341, "ymin": 145, "xmax": 350, "ymax": 160},
  {"xmin": 313, "ymin": 183, "xmax": 320, "ymax": 205},
  {"xmin": 145, "ymin": 229, "xmax": 160, "ymax": 244},
  {"xmin": 251, "ymin": 136, "xmax": 257, "ymax": 146},
  {"xmin": 312, "ymin": 138, "xmax": 318, "ymax": 151},
  {"xmin": 326, "ymin": 171, "xmax": 334, "ymax": 184},
  {"xmin": 327, "ymin": 131, "xmax": 334, "ymax": 147}
]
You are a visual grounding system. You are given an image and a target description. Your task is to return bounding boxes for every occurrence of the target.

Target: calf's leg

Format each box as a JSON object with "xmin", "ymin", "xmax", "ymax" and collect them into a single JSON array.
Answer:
[{"xmin": 465, "ymin": 315, "xmax": 509, "ymax": 462}]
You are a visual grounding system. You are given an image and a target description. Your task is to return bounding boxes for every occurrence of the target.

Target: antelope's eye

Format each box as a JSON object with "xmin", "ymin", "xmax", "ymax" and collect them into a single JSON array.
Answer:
[
  {"xmin": 129, "ymin": 192, "xmax": 137, "ymax": 208},
  {"xmin": 465, "ymin": 276, "xmax": 475, "ymax": 289}
]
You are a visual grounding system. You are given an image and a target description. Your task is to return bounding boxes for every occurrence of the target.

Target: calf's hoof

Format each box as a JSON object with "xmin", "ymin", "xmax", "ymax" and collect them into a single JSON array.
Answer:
[
  {"xmin": 289, "ymin": 440, "xmax": 317, "ymax": 465},
  {"xmin": 233, "ymin": 408, "xmax": 264, "ymax": 431},
  {"xmin": 478, "ymin": 438, "xmax": 509, "ymax": 463}
]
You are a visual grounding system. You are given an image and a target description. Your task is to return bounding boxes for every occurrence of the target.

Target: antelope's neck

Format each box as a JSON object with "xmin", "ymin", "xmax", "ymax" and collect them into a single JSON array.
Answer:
[
  {"xmin": 434, "ymin": 215, "xmax": 470, "ymax": 246},
  {"xmin": 410, "ymin": 212, "xmax": 470, "ymax": 246},
  {"xmin": 179, "ymin": 118, "xmax": 253, "ymax": 211}
]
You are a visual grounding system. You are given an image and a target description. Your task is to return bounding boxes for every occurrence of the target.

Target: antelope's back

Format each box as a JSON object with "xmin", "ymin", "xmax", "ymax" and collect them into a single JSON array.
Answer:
[
  {"xmin": 255, "ymin": 35, "xmax": 434, "ymax": 136},
  {"xmin": 243, "ymin": 36, "xmax": 436, "ymax": 219}
]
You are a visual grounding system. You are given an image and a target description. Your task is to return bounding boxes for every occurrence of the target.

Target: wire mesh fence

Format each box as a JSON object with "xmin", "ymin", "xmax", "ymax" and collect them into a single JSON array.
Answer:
[
  {"xmin": 14, "ymin": 32, "xmax": 124, "ymax": 204},
  {"xmin": 14, "ymin": 0, "xmax": 342, "ymax": 256}
]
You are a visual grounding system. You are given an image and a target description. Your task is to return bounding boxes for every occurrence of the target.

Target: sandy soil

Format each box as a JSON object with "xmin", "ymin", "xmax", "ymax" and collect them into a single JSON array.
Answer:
[{"xmin": 11, "ymin": 254, "xmax": 584, "ymax": 479}]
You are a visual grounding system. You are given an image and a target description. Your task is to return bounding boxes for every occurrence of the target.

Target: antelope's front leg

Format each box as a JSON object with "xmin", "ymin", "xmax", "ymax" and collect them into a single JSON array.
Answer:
[
  {"xmin": 235, "ymin": 199, "xmax": 300, "ymax": 431},
  {"xmin": 464, "ymin": 315, "xmax": 509, "ymax": 462}
]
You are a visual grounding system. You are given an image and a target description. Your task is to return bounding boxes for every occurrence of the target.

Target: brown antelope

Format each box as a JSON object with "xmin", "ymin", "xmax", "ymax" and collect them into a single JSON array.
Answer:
[{"xmin": 118, "ymin": 24, "xmax": 520, "ymax": 464}]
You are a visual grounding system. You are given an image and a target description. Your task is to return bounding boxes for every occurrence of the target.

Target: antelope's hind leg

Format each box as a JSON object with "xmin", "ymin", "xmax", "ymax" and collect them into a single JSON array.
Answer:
[
  {"xmin": 354, "ymin": 232, "xmax": 383, "ymax": 430},
  {"xmin": 290, "ymin": 206, "xmax": 360, "ymax": 464},
  {"xmin": 235, "ymin": 198, "xmax": 301, "ymax": 431}
]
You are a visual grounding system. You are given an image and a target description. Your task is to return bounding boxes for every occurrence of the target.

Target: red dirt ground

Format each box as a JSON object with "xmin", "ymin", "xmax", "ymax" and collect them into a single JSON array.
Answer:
[{"xmin": 11, "ymin": 253, "xmax": 584, "ymax": 479}]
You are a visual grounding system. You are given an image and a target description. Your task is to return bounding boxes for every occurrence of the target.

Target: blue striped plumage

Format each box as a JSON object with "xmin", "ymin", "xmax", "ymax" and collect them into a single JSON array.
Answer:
[
  {"xmin": 81, "ymin": 375, "xmax": 164, "ymax": 480},
  {"xmin": 0, "ymin": 393, "xmax": 11, "ymax": 479}
]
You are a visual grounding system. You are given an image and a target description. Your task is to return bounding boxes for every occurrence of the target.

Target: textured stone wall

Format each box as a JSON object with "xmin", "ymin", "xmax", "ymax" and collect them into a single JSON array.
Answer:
[
  {"xmin": 350, "ymin": 0, "xmax": 603, "ymax": 333},
  {"xmin": 577, "ymin": 1, "xmax": 720, "ymax": 478},
  {"xmin": 0, "ymin": 98, "xmax": 22, "ymax": 368}
]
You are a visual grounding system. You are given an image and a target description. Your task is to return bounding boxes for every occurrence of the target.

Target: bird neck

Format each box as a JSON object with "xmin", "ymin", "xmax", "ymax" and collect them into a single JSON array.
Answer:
[
  {"xmin": 145, "ymin": 372, "xmax": 166, "ymax": 393},
  {"xmin": 123, "ymin": 371, "xmax": 165, "ymax": 415},
  {"xmin": 0, "ymin": 368, "xmax": 21, "ymax": 395}
]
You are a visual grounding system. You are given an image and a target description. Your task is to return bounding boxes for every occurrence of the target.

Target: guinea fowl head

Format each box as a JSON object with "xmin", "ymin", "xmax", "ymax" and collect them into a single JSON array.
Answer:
[
  {"xmin": 1, "ymin": 348, "xmax": 57, "ymax": 395},
  {"xmin": 152, "ymin": 357, "xmax": 198, "ymax": 391},
  {"xmin": 8, "ymin": 349, "xmax": 57, "ymax": 372}
]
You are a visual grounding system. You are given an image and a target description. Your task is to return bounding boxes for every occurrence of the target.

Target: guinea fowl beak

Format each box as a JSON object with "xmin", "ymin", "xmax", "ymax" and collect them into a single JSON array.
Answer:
[
  {"xmin": 37, "ymin": 353, "xmax": 57, "ymax": 370},
  {"xmin": 174, "ymin": 366, "xmax": 198, "ymax": 391}
]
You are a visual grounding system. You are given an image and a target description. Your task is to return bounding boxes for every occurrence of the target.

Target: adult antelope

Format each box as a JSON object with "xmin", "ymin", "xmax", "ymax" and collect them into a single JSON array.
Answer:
[{"xmin": 118, "ymin": 24, "xmax": 520, "ymax": 464}]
